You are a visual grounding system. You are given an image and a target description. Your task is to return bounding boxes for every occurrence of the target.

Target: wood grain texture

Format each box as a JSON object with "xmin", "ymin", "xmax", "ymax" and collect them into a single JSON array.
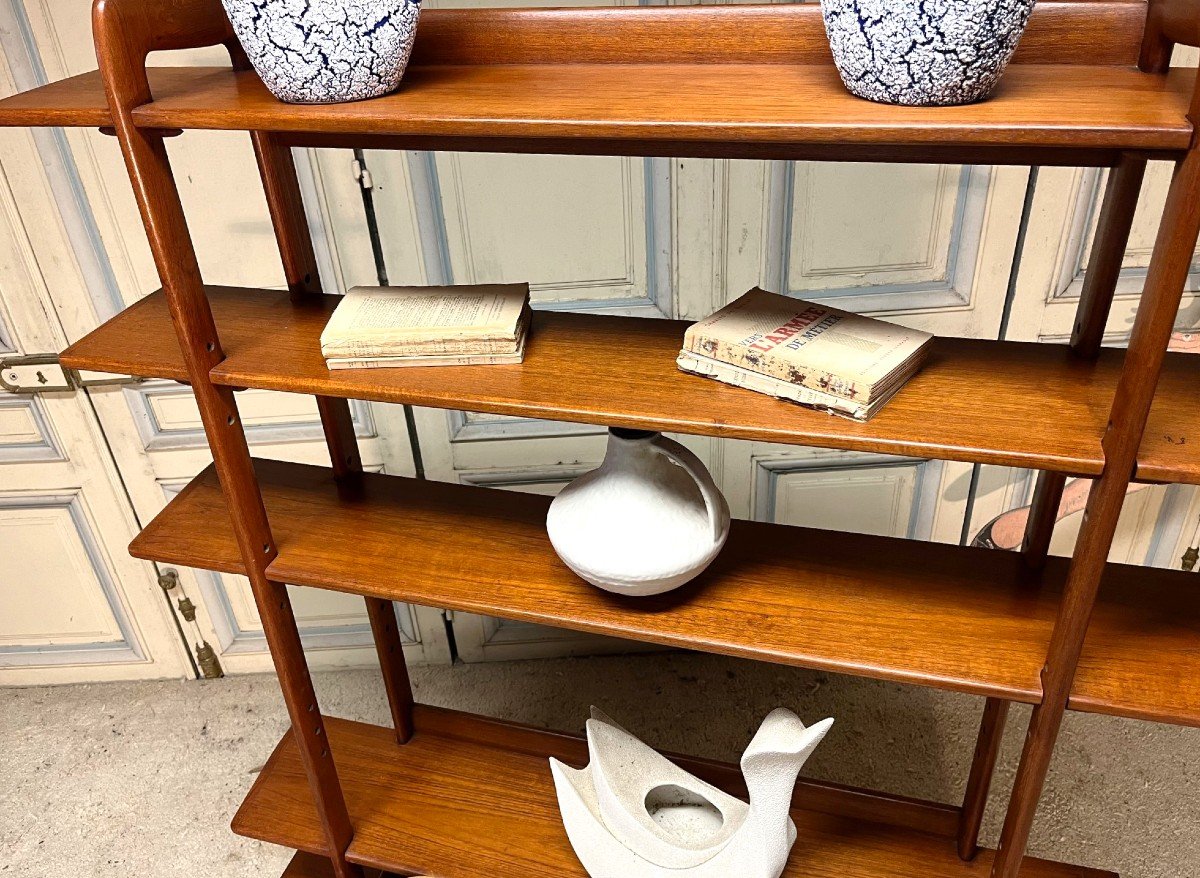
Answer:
[
  {"xmin": 233, "ymin": 710, "xmax": 1113, "ymax": 878},
  {"xmin": 128, "ymin": 458, "xmax": 1200, "ymax": 726},
  {"xmin": 404, "ymin": 2, "xmax": 1146, "ymax": 67},
  {"xmin": 251, "ymin": 128, "xmax": 416, "ymax": 747},
  {"xmin": 128, "ymin": 63, "xmax": 1195, "ymax": 153},
  {"xmin": 58, "ymin": 286, "xmax": 1200, "ymax": 483},
  {"xmin": 1021, "ymin": 471, "xmax": 1069, "ymax": 569},
  {"xmin": 0, "ymin": 68, "xmax": 203, "ymax": 128}
]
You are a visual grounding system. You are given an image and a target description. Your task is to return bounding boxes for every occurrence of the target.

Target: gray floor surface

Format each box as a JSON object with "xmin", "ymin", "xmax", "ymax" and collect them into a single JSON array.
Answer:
[{"xmin": 1, "ymin": 652, "xmax": 1197, "ymax": 877}]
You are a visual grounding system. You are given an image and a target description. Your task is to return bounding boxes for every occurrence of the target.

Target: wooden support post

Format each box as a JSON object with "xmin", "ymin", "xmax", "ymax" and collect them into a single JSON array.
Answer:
[
  {"xmin": 102, "ymin": 130, "xmax": 363, "ymax": 878},
  {"xmin": 991, "ymin": 148, "xmax": 1200, "ymax": 878},
  {"xmin": 91, "ymin": 4, "xmax": 362, "ymax": 874},
  {"xmin": 251, "ymin": 130, "xmax": 415, "ymax": 744},
  {"xmin": 1071, "ymin": 155, "xmax": 1148, "ymax": 358},
  {"xmin": 1020, "ymin": 471, "xmax": 1067, "ymax": 570},
  {"xmin": 958, "ymin": 698, "xmax": 1010, "ymax": 861}
]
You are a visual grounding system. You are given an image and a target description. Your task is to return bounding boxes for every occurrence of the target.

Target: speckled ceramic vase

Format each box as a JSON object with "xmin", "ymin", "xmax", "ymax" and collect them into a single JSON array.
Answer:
[
  {"xmin": 222, "ymin": 0, "xmax": 422, "ymax": 104},
  {"xmin": 546, "ymin": 428, "xmax": 731, "ymax": 597},
  {"xmin": 820, "ymin": 0, "xmax": 1036, "ymax": 106}
]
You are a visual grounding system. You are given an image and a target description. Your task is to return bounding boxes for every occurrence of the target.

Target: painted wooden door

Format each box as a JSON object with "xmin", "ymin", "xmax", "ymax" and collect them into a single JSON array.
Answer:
[
  {"xmin": 0, "ymin": 61, "xmax": 193, "ymax": 682},
  {"xmin": 2, "ymin": 0, "xmax": 451, "ymax": 676}
]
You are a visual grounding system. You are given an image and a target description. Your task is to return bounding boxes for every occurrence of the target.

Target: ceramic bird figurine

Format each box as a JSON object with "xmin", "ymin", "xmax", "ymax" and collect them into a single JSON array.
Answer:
[{"xmin": 550, "ymin": 707, "xmax": 834, "ymax": 878}]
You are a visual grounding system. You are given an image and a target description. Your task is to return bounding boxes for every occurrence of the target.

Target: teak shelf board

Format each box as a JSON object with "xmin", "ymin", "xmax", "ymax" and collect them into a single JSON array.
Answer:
[
  {"xmin": 1135, "ymin": 356, "xmax": 1200, "ymax": 482},
  {"xmin": 125, "ymin": 63, "xmax": 1195, "ymax": 157},
  {"xmin": 129, "ymin": 458, "xmax": 1200, "ymax": 726},
  {"xmin": 132, "ymin": 459, "xmax": 1052, "ymax": 702},
  {"xmin": 233, "ymin": 708, "xmax": 1113, "ymax": 878},
  {"xmin": 0, "ymin": 67, "xmax": 203, "ymax": 129},
  {"xmin": 60, "ymin": 286, "xmax": 1200, "ymax": 482}
]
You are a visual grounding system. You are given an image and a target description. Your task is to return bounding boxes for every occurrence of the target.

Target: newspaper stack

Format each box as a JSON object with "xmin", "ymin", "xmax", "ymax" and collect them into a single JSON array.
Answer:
[
  {"xmin": 677, "ymin": 288, "xmax": 933, "ymax": 421},
  {"xmin": 320, "ymin": 283, "xmax": 530, "ymax": 370}
]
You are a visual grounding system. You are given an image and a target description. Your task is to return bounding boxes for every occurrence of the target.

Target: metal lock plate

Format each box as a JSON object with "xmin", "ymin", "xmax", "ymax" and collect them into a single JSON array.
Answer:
[
  {"xmin": 0, "ymin": 355, "xmax": 140, "ymax": 394},
  {"xmin": 0, "ymin": 356, "xmax": 74, "ymax": 393}
]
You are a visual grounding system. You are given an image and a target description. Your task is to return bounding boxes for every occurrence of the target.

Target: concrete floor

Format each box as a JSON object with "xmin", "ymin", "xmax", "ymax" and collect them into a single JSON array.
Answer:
[{"xmin": 1, "ymin": 652, "xmax": 1197, "ymax": 877}]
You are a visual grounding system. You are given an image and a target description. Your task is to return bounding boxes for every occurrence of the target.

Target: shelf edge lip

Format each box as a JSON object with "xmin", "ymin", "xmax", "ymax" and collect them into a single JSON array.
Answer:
[
  {"xmin": 262, "ymin": 561, "xmax": 1045, "ymax": 706},
  {"xmin": 1133, "ymin": 462, "xmax": 1200, "ymax": 487},
  {"xmin": 205, "ymin": 368, "xmax": 1107, "ymax": 475},
  {"xmin": 1067, "ymin": 695, "xmax": 1200, "ymax": 729},
  {"xmin": 126, "ymin": 108, "xmax": 1195, "ymax": 154}
]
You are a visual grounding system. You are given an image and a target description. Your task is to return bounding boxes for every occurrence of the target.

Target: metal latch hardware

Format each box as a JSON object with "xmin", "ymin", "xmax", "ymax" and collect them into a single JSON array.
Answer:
[{"xmin": 0, "ymin": 355, "xmax": 141, "ymax": 394}]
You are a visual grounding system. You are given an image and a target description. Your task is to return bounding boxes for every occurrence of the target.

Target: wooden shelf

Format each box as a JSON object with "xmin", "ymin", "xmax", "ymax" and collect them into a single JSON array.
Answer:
[
  {"xmin": 0, "ymin": 68, "xmax": 204, "ymax": 129},
  {"xmin": 124, "ymin": 63, "xmax": 1194, "ymax": 161},
  {"xmin": 61, "ymin": 286, "xmax": 1200, "ymax": 483},
  {"xmin": 233, "ymin": 707, "xmax": 1114, "ymax": 878},
  {"xmin": 0, "ymin": 5, "xmax": 1190, "ymax": 166},
  {"xmin": 117, "ymin": 2, "xmax": 1192, "ymax": 164},
  {"xmin": 129, "ymin": 458, "xmax": 1200, "ymax": 726}
]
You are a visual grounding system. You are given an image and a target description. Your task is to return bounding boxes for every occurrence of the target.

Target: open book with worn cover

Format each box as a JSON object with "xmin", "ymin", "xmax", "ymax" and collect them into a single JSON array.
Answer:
[
  {"xmin": 677, "ymin": 288, "xmax": 933, "ymax": 420},
  {"xmin": 319, "ymin": 283, "xmax": 530, "ymax": 368}
]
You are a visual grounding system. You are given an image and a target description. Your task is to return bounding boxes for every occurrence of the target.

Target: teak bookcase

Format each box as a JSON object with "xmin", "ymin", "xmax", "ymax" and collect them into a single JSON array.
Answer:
[{"xmin": 3, "ymin": 0, "xmax": 1199, "ymax": 875}]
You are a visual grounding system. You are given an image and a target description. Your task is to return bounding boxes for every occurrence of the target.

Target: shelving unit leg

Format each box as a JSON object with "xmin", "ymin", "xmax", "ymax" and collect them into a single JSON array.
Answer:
[
  {"xmin": 991, "ymin": 145, "xmax": 1200, "ymax": 878},
  {"xmin": 91, "ymin": 5, "xmax": 363, "ymax": 875},
  {"xmin": 958, "ymin": 697, "xmax": 1010, "ymax": 860},
  {"xmin": 252, "ymin": 130, "xmax": 415, "ymax": 744},
  {"xmin": 1020, "ymin": 471, "xmax": 1068, "ymax": 569},
  {"xmin": 1070, "ymin": 155, "xmax": 1149, "ymax": 358}
]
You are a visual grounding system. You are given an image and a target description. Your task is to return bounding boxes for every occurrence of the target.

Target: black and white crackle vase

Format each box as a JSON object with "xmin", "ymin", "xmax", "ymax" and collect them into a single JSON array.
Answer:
[
  {"xmin": 820, "ymin": 0, "xmax": 1037, "ymax": 106},
  {"xmin": 222, "ymin": 0, "xmax": 422, "ymax": 104}
]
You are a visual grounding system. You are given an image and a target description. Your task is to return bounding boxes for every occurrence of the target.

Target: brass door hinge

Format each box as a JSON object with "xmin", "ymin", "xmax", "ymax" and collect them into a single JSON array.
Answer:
[
  {"xmin": 158, "ymin": 567, "xmax": 224, "ymax": 679},
  {"xmin": 0, "ymin": 355, "xmax": 141, "ymax": 394},
  {"xmin": 195, "ymin": 642, "xmax": 224, "ymax": 679}
]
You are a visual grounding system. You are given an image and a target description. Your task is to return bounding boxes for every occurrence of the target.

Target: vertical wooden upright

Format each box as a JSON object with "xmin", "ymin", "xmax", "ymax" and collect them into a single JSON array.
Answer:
[
  {"xmin": 91, "ymin": 1, "xmax": 361, "ymax": 875},
  {"xmin": 250, "ymin": 130, "xmax": 415, "ymax": 744},
  {"xmin": 991, "ymin": 124, "xmax": 1200, "ymax": 878}
]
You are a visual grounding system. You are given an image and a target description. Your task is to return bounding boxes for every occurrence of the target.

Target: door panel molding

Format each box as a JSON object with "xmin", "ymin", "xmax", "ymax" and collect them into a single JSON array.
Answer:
[
  {"xmin": 446, "ymin": 410, "xmax": 604, "ymax": 443},
  {"xmin": 753, "ymin": 453, "xmax": 945, "ymax": 542},
  {"xmin": 409, "ymin": 152, "xmax": 674, "ymax": 315},
  {"xmin": 765, "ymin": 162, "xmax": 991, "ymax": 313},
  {"xmin": 0, "ymin": 394, "xmax": 65, "ymax": 462},
  {"xmin": 0, "ymin": 491, "xmax": 145, "ymax": 666}
]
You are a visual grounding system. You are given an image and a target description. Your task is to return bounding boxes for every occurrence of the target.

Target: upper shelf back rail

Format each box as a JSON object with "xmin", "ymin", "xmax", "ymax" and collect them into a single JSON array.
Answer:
[{"xmin": 405, "ymin": 1, "xmax": 1147, "ymax": 68}]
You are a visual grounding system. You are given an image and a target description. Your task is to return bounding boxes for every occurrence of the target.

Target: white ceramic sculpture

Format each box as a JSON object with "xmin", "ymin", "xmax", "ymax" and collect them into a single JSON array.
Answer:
[
  {"xmin": 222, "ymin": 0, "xmax": 422, "ymax": 104},
  {"xmin": 550, "ymin": 707, "xmax": 835, "ymax": 878},
  {"xmin": 821, "ymin": 0, "xmax": 1036, "ymax": 106},
  {"xmin": 546, "ymin": 428, "xmax": 731, "ymax": 597}
]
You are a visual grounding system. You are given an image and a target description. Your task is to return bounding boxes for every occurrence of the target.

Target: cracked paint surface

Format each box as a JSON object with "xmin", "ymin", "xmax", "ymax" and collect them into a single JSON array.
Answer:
[
  {"xmin": 223, "ymin": 0, "xmax": 421, "ymax": 104},
  {"xmin": 821, "ymin": 0, "xmax": 1036, "ymax": 106}
]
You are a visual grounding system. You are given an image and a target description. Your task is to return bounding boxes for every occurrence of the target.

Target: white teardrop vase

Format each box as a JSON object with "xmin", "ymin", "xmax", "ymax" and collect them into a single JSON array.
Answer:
[{"xmin": 546, "ymin": 429, "xmax": 731, "ymax": 597}]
